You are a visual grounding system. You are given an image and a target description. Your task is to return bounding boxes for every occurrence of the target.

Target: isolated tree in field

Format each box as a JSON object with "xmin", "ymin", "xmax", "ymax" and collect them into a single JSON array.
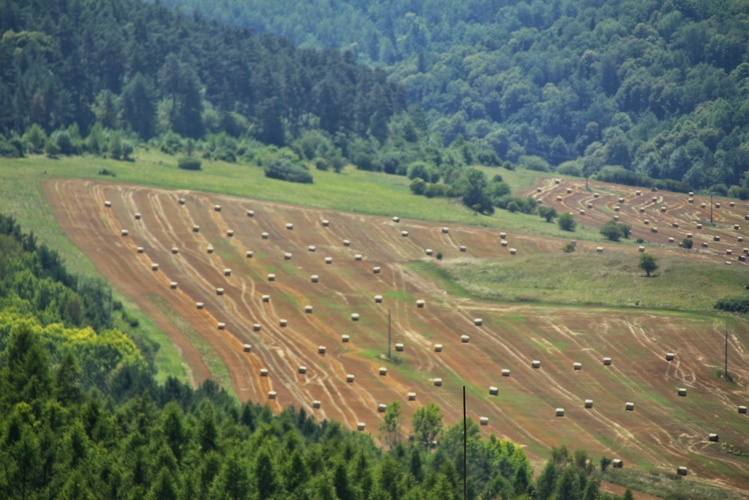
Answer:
[
  {"xmin": 379, "ymin": 401, "xmax": 403, "ymax": 449},
  {"xmin": 680, "ymin": 238, "xmax": 693, "ymax": 249},
  {"xmin": 412, "ymin": 402, "xmax": 442, "ymax": 450},
  {"xmin": 538, "ymin": 206, "xmax": 558, "ymax": 222},
  {"xmin": 600, "ymin": 220, "xmax": 629, "ymax": 241},
  {"xmin": 639, "ymin": 253, "xmax": 658, "ymax": 277},
  {"xmin": 557, "ymin": 212, "xmax": 576, "ymax": 232}
]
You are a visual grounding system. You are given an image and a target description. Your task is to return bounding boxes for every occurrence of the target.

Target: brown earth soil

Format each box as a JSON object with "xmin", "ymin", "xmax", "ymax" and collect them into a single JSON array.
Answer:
[{"xmin": 44, "ymin": 178, "xmax": 749, "ymax": 495}]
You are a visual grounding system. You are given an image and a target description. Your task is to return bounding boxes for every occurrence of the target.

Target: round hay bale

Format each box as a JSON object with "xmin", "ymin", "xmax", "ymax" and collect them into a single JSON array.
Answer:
[
  {"xmin": 171, "ymin": 247, "xmax": 179, "ymax": 254},
  {"xmin": 247, "ymin": 210, "xmax": 254, "ymax": 217},
  {"xmin": 170, "ymin": 282, "xmax": 178, "ymax": 289},
  {"xmin": 672, "ymin": 222, "xmax": 680, "ymax": 228},
  {"xmin": 310, "ymin": 275, "xmax": 319, "ymax": 283},
  {"xmin": 740, "ymin": 255, "xmax": 746, "ymax": 262},
  {"xmin": 151, "ymin": 263, "xmax": 159, "ymax": 271},
  {"xmin": 596, "ymin": 247, "xmax": 604, "ymax": 253},
  {"xmin": 268, "ymin": 391, "xmax": 276, "ymax": 400},
  {"xmin": 643, "ymin": 219, "xmax": 650, "ymax": 225},
  {"xmin": 279, "ymin": 319, "xmax": 287, "ymax": 327},
  {"xmin": 343, "ymin": 239, "xmax": 351, "ymax": 246},
  {"xmin": 374, "ymin": 295, "xmax": 383, "ymax": 303},
  {"xmin": 346, "ymin": 374, "xmax": 355, "ymax": 383},
  {"xmin": 474, "ymin": 318, "xmax": 483, "ymax": 326},
  {"xmin": 714, "ymin": 235, "xmax": 720, "ymax": 242},
  {"xmin": 286, "ymin": 223, "xmax": 293, "ymax": 230},
  {"xmin": 460, "ymin": 245, "xmax": 467, "ymax": 252},
  {"xmin": 395, "ymin": 343, "xmax": 404, "ymax": 352},
  {"xmin": 217, "ymin": 322, "xmax": 225, "ymax": 330},
  {"xmin": 134, "ymin": 213, "xmax": 141, "ymax": 220},
  {"xmin": 701, "ymin": 202, "xmax": 707, "ymax": 208},
  {"xmin": 433, "ymin": 378, "xmax": 443, "ymax": 387},
  {"xmin": 510, "ymin": 248, "xmax": 517, "ymax": 255},
  {"xmin": 224, "ymin": 268, "xmax": 231, "ymax": 276},
  {"xmin": 735, "ymin": 224, "xmax": 741, "ymax": 230},
  {"xmin": 660, "ymin": 206, "xmax": 667, "ymax": 212},
  {"xmin": 555, "ymin": 179, "xmax": 561, "ymax": 185},
  {"xmin": 246, "ymin": 251, "xmax": 254, "ymax": 258},
  {"xmin": 214, "ymin": 205, "xmax": 221, "ymax": 212},
  {"xmin": 284, "ymin": 252, "xmax": 292, "ymax": 260},
  {"xmin": 226, "ymin": 229, "xmax": 234, "ymax": 237},
  {"xmin": 137, "ymin": 247, "xmax": 145, "ymax": 253},
  {"xmin": 727, "ymin": 249, "xmax": 733, "ymax": 255},
  {"xmin": 709, "ymin": 433, "xmax": 719, "ymax": 442},
  {"xmin": 378, "ymin": 403, "xmax": 387, "ymax": 412},
  {"xmin": 573, "ymin": 362, "xmax": 582, "ymax": 371},
  {"xmin": 686, "ymin": 232, "xmax": 693, "ymax": 238},
  {"xmin": 312, "ymin": 400, "xmax": 321, "ymax": 409},
  {"xmin": 318, "ymin": 346, "xmax": 326, "ymax": 354},
  {"xmin": 500, "ymin": 240, "xmax": 508, "ymax": 247},
  {"xmin": 252, "ymin": 324, "xmax": 261, "ymax": 332},
  {"xmin": 308, "ymin": 245, "xmax": 316, "ymax": 252},
  {"xmin": 537, "ymin": 187, "xmax": 542, "ymax": 192},
  {"xmin": 243, "ymin": 344, "xmax": 251, "ymax": 352},
  {"xmin": 603, "ymin": 357, "xmax": 612, "ymax": 366},
  {"xmin": 351, "ymin": 313, "xmax": 360, "ymax": 321},
  {"xmin": 298, "ymin": 366, "xmax": 307, "ymax": 374},
  {"xmin": 501, "ymin": 369, "xmax": 511, "ymax": 377},
  {"xmin": 668, "ymin": 237, "xmax": 675, "ymax": 243},
  {"xmin": 588, "ymin": 202, "xmax": 593, "ymax": 209},
  {"xmin": 261, "ymin": 232, "xmax": 269, "ymax": 239},
  {"xmin": 531, "ymin": 360, "xmax": 541, "ymax": 369},
  {"xmin": 739, "ymin": 405, "xmax": 747, "ymax": 414},
  {"xmin": 121, "ymin": 229, "xmax": 129, "ymax": 236},
  {"xmin": 584, "ymin": 399, "xmax": 593, "ymax": 408},
  {"xmin": 207, "ymin": 246, "xmax": 214, "ymax": 254},
  {"xmin": 305, "ymin": 305, "xmax": 313, "ymax": 313},
  {"xmin": 268, "ymin": 273, "xmax": 275, "ymax": 281},
  {"xmin": 593, "ymin": 193, "xmax": 599, "ymax": 198},
  {"xmin": 262, "ymin": 294, "xmax": 270, "ymax": 303},
  {"xmin": 489, "ymin": 386, "xmax": 499, "ymax": 396},
  {"xmin": 196, "ymin": 302, "xmax": 204, "ymax": 309},
  {"xmin": 407, "ymin": 392, "xmax": 416, "ymax": 401},
  {"xmin": 688, "ymin": 198, "xmax": 694, "ymax": 203},
  {"xmin": 341, "ymin": 334, "xmax": 350, "ymax": 343},
  {"xmin": 500, "ymin": 232, "xmax": 507, "ymax": 239},
  {"xmin": 425, "ymin": 248, "xmax": 433, "ymax": 256},
  {"xmin": 379, "ymin": 367, "xmax": 387, "ymax": 376},
  {"xmin": 373, "ymin": 266, "xmax": 381, "ymax": 274},
  {"xmin": 613, "ymin": 215, "xmax": 619, "ymax": 221},
  {"xmin": 556, "ymin": 408, "xmax": 565, "ymax": 417},
  {"xmin": 716, "ymin": 202, "xmax": 721, "ymax": 208},
  {"xmin": 638, "ymin": 246, "xmax": 645, "ymax": 252},
  {"xmin": 392, "ymin": 216, "xmax": 400, "ymax": 223},
  {"xmin": 355, "ymin": 254, "xmax": 363, "ymax": 261},
  {"xmin": 442, "ymin": 227, "xmax": 449, "ymax": 234},
  {"xmin": 746, "ymin": 215, "xmax": 749, "ymax": 221},
  {"xmin": 639, "ymin": 207, "xmax": 646, "ymax": 213},
  {"xmin": 702, "ymin": 242, "xmax": 709, "ymax": 248},
  {"xmin": 651, "ymin": 227, "xmax": 658, "ymax": 233},
  {"xmin": 105, "ymin": 200, "xmax": 112, "ymax": 207},
  {"xmin": 677, "ymin": 466, "xmax": 688, "ymax": 476},
  {"xmin": 479, "ymin": 416, "xmax": 489, "ymax": 426},
  {"xmin": 689, "ymin": 191, "xmax": 694, "ymax": 196},
  {"xmin": 460, "ymin": 335, "xmax": 470, "ymax": 343},
  {"xmin": 434, "ymin": 344, "xmax": 443, "ymax": 352},
  {"xmin": 357, "ymin": 423, "xmax": 366, "ymax": 431},
  {"xmin": 216, "ymin": 288, "xmax": 224, "ymax": 296},
  {"xmin": 726, "ymin": 260, "xmax": 732, "ymax": 265},
  {"xmin": 636, "ymin": 190, "xmax": 641, "ymax": 196},
  {"xmin": 179, "ymin": 198, "xmax": 185, "ymax": 205},
  {"xmin": 665, "ymin": 352, "xmax": 675, "ymax": 361},
  {"xmin": 322, "ymin": 219, "xmax": 330, "ymax": 227},
  {"xmin": 260, "ymin": 368, "xmax": 268, "ymax": 377},
  {"xmin": 614, "ymin": 205, "xmax": 620, "ymax": 212},
  {"xmin": 416, "ymin": 299, "xmax": 425, "ymax": 308},
  {"xmin": 612, "ymin": 459, "xmax": 623, "ymax": 469},
  {"xmin": 678, "ymin": 388, "xmax": 687, "ymax": 397},
  {"xmin": 625, "ymin": 402, "xmax": 635, "ymax": 411},
  {"xmin": 324, "ymin": 257, "xmax": 333, "ymax": 264},
  {"xmin": 401, "ymin": 230, "xmax": 409, "ymax": 237},
  {"xmin": 730, "ymin": 201, "xmax": 736, "ymax": 207}
]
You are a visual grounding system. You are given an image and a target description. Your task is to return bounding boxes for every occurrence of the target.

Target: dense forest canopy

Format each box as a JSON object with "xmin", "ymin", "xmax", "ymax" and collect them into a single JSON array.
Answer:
[{"xmin": 159, "ymin": 0, "xmax": 749, "ymax": 193}]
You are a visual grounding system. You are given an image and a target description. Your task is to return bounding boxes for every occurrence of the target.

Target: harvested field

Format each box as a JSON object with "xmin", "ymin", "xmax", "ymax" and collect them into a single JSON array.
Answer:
[{"xmin": 45, "ymin": 178, "xmax": 749, "ymax": 494}]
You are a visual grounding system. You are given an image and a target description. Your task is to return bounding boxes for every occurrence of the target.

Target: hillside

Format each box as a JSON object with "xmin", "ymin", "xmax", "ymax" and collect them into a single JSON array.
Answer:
[{"xmin": 161, "ymin": 0, "xmax": 749, "ymax": 192}]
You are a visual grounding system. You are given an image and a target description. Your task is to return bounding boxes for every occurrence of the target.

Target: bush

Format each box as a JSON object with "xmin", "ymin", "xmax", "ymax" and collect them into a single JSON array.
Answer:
[
  {"xmin": 715, "ymin": 295, "xmax": 749, "ymax": 314},
  {"xmin": 558, "ymin": 212, "xmax": 576, "ymax": 232},
  {"xmin": 263, "ymin": 158, "xmax": 313, "ymax": 183},
  {"xmin": 0, "ymin": 138, "xmax": 23, "ymax": 158},
  {"xmin": 178, "ymin": 156, "xmax": 202, "ymax": 170},
  {"xmin": 562, "ymin": 241, "xmax": 576, "ymax": 253},
  {"xmin": 557, "ymin": 161, "xmax": 583, "ymax": 177},
  {"xmin": 520, "ymin": 155, "xmax": 550, "ymax": 172},
  {"xmin": 680, "ymin": 238, "xmax": 693, "ymax": 249},
  {"xmin": 424, "ymin": 183, "xmax": 451, "ymax": 198},
  {"xmin": 410, "ymin": 178, "xmax": 427, "ymax": 195},
  {"xmin": 600, "ymin": 220, "xmax": 630, "ymax": 241}
]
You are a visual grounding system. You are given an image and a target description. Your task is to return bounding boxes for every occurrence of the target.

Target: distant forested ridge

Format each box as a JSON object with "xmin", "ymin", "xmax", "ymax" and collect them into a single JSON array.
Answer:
[
  {"xmin": 159, "ymin": 0, "xmax": 749, "ymax": 193},
  {"xmin": 0, "ymin": 0, "xmax": 404, "ymax": 146}
]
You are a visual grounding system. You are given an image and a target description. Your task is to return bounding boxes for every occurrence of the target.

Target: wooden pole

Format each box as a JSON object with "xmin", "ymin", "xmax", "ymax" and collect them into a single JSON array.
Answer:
[
  {"xmin": 387, "ymin": 308, "xmax": 392, "ymax": 360},
  {"xmin": 725, "ymin": 326, "xmax": 729, "ymax": 379},
  {"xmin": 463, "ymin": 385, "xmax": 467, "ymax": 500}
]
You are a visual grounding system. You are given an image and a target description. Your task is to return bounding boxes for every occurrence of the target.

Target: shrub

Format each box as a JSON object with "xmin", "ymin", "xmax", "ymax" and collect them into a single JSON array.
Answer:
[
  {"xmin": 178, "ymin": 156, "xmax": 202, "ymax": 171},
  {"xmin": 557, "ymin": 161, "xmax": 583, "ymax": 177},
  {"xmin": 409, "ymin": 178, "xmax": 426, "ymax": 195},
  {"xmin": 715, "ymin": 296, "xmax": 749, "ymax": 314},
  {"xmin": 263, "ymin": 158, "xmax": 313, "ymax": 183},
  {"xmin": 558, "ymin": 212, "xmax": 576, "ymax": 231},
  {"xmin": 600, "ymin": 220, "xmax": 630, "ymax": 241},
  {"xmin": 680, "ymin": 238, "xmax": 693, "ymax": 249},
  {"xmin": 562, "ymin": 241, "xmax": 576, "ymax": 253}
]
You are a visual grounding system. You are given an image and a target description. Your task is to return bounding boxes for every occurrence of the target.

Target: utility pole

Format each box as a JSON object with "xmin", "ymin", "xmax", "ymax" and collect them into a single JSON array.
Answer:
[
  {"xmin": 387, "ymin": 308, "xmax": 392, "ymax": 360},
  {"xmin": 463, "ymin": 386, "xmax": 467, "ymax": 500},
  {"xmin": 725, "ymin": 326, "xmax": 729, "ymax": 380},
  {"xmin": 710, "ymin": 193, "xmax": 714, "ymax": 225}
]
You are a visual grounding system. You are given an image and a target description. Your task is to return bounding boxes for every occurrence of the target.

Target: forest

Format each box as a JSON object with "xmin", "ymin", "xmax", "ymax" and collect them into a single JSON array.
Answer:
[
  {"xmin": 0, "ymin": 213, "xmax": 634, "ymax": 498},
  {"xmin": 158, "ymin": 0, "xmax": 749, "ymax": 195}
]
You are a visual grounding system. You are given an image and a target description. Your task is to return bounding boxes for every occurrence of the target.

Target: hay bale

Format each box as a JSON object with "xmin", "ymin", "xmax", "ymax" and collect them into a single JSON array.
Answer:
[
  {"xmin": 433, "ymin": 378, "xmax": 443, "ymax": 387},
  {"xmin": 171, "ymin": 247, "xmax": 179, "ymax": 254},
  {"xmin": 603, "ymin": 357, "xmax": 612, "ymax": 366},
  {"xmin": 660, "ymin": 206, "xmax": 667, "ymax": 212},
  {"xmin": 500, "ymin": 232, "xmax": 507, "ymax": 239},
  {"xmin": 134, "ymin": 213, "xmax": 141, "ymax": 220},
  {"xmin": 665, "ymin": 352, "xmax": 675, "ymax": 361},
  {"xmin": 510, "ymin": 248, "xmax": 517, "ymax": 255},
  {"xmin": 351, "ymin": 313, "xmax": 359, "ymax": 321},
  {"xmin": 709, "ymin": 433, "xmax": 719, "ymax": 442},
  {"xmin": 489, "ymin": 386, "xmax": 499, "ymax": 396},
  {"xmin": 688, "ymin": 198, "xmax": 694, "ymax": 203},
  {"xmin": 730, "ymin": 201, "xmax": 736, "ymax": 207},
  {"xmin": 312, "ymin": 400, "xmax": 321, "ymax": 409},
  {"xmin": 588, "ymin": 202, "xmax": 593, "ymax": 209},
  {"xmin": 726, "ymin": 260, "xmax": 732, "ymax": 265},
  {"xmin": 416, "ymin": 299, "xmax": 425, "ymax": 308},
  {"xmin": 216, "ymin": 288, "xmax": 224, "ymax": 296},
  {"xmin": 714, "ymin": 235, "xmax": 720, "ymax": 241},
  {"xmin": 341, "ymin": 334, "xmax": 350, "ymax": 342},
  {"xmin": 531, "ymin": 360, "xmax": 541, "ymax": 368},
  {"xmin": 378, "ymin": 403, "xmax": 387, "ymax": 412},
  {"xmin": 355, "ymin": 254, "xmax": 363, "ymax": 261},
  {"xmin": 343, "ymin": 239, "xmax": 351, "ymax": 246},
  {"xmin": 501, "ymin": 369, "xmax": 511, "ymax": 377},
  {"xmin": 246, "ymin": 251, "xmax": 254, "ymax": 258},
  {"xmin": 612, "ymin": 459, "xmax": 623, "ymax": 469},
  {"xmin": 261, "ymin": 232, "xmax": 269, "ymax": 239},
  {"xmin": 460, "ymin": 245, "xmax": 467, "ymax": 252},
  {"xmin": 121, "ymin": 229, "xmax": 129, "ymax": 236},
  {"xmin": 137, "ymin": 247, "xmax": 145, "ymax": 253},
  {"xmin": 260, "ymin": 368, "xmax": 268, "ymax": 376},
  {"xmin": 460, "ymin": 335, "xmax": 470, "ymax": 343},
  {"xmin": 401, "ymin": 230, "xmax": 409, "ymax": 237},
  {"xmin": 373, "ymin": 266, "xmax": 381, "ymax": 274},
  {"xmin": 262, "ymin": 294, "xmax": 270, "ymax": 303},
  {"xmin": 474, "ymin": 318, "xmax": 483, "ymax": 326},
  {"xmin": 298, "ymin": 366, "xmax": 307, "ymax": 374},
  {"xmin": 734, "ymin": 224, "xmax": 741, "ymax": 230},
  {"xmin": 434, "ymin": 344, "xmax": 443, "ymax": 352},
  {"xmin": 322, "ymin": 219, "xmax": 330, "ymax": 227},
  {"xmin": 318, "ymin": 345, "xmax": 326, "ymax": 354},
  {"xmin": 243, "ymin": 344, "xmax": 251, "ymax": 352},
  {"xmin": 425, "ymin": 248, "xmax": 433, "ymax": 256},
  {"xmin": 170, "ymin": 282, "xmax": 178, "ymax": 289},
  {"xmin": 286, "ymin": 223, "xmax": 294, "ymax": 230},
  {"xmin": 613, "ymin": 215, "xmax": 619, "ymax": 221},
  {"xmin": 105, "ymin": 200, "xmax": 112, "ymax": 207},
  {"xmin": 268, "ymin": 273, "xmax": 275, "ymax": 281},
  {"xmin": 357, "ymin": 423, "xmax": 366, "ymax": 431},
  {"xmin": 247, "ymin": 210, "xmax": 254, "ymax": 217},
  {"xmin": 651, "ymin": 227, "xmax": 658, "ymax": 233},
  {"xmin": 573, "ymin": 362, "xmax": 582, "ymax": 371},
  {"xmin": 689, "ymin": 192, "xmax": 694, "ymax": 196},
  {"xmin": 374, "ymin": 295, "xmax": 383, "ymax": 303},
  {"xmin": 739, "ymin": 406, "xmax": 747, "ymax": 414},
  {"xmin": 584, "ymin": 399, "xmax": 593, "ymax": 408},
  {"xmin": 214, "ymin": 204, "xmax": 221, "ymax": 212},
  {"xmin": 408, "ymin": 392, "xmax": 416, "ymax": 401},
  {"xmin": 500, "ymin": 240, "xmax": 508, "ymax": 247},
  {"xmin": 537, "ymin": 187, "xmax": 542, "ymax": 192},
  {"xmin": 596, "ymin": 247, "xmax": 604, "ymax": 253},
  {"xmin": 279, "ymin": 319, "xmax": 287, "ymax": 327},
  {"xmin": 569, "ymin": 188, "xmax": 574, "ymax": 194},
  {"xmin": 556, "ymin": 408, "xmax": 565, "ymax": 417},
  {"xmin": 179, "ymin": 198, "xmax": 185, "ymax": 205},
  {"xmin": 727, "ymin": 249, "xmax": 733, "ymax": 255},
  {"xmin": 151, "ymin": 263, "xmax": 159, "ymax": 271},
  {"xmin": 701, "ymin": 202, "xmax": 707, "ymax": 208},
  {"xmin": 305, "ymin": 305, "xmax": 313, "ymax": 313},
  {"xmin": 638, "ymin": 246, "xmax": 645, "ymax": 252},
  {"xmin": 479, "ymin": 416, "xmax": 489, "ymax": 426},
  {"xmin": 702, "ymin": 242, "xmax": 709, "ymax": 248},
  {"xmin": 555, "ymin": 179, "xmax": 561, "ymax": 185},
  {"xmin": 594, "ymin": 193, "xmax": 599, "ymax": 198},
  {"xmin": 668, "ymin": 237, "xmax": 675, "ymax": 243},
  {"xmin": 392, "ymin": 216, "xmax": 400, "ymax": 223},
  {"xmin": 686, "ymin": 233, "xmax": 693, "ymax": 238},
  {"xmin": 207, "ymin": 246, "xmax": 214, "ymax": 254},
  {"xmin": 308, "ymin": 245, "xmax": 316, "ymax": 252},
  {"xmin": 741, "ymin": 255, "xmax": 747, "ymax": 262},
  {"xmin": 268, "ymin": 391, "xmax": 277, "ymax": 400},
  {"xmin": 678, "ymin": 388, "xmax": 687, "ymax": 397},
  {"xmin": 644, "ymin": 219, "xmax": 650, "ymax": 225},
  {"xmin": 346, "ymin": 374, "xmax": 355, "ymax": 383},
  {"xmin": 226, "ymin": 229, "xmax": 234, "ymax": 237},
  {"xmin": 672, "ymin": 222, "xmax": 680, "ymax": 228},
  {"xmin": 442, "ymin": 227, "xmax": 449, "ymax": 234},
  {"xmin": 224, "ymin": 268, "xmax": 231, "ymax": 276},
  {"xmin": 284, "ymin": 252, "xmax": 292, "ymax": 260},
  {"xmin": 614, "ymin": 205, "xmax": 620, "ymax": 212},
  {"xmin": 324, "ymin": 257, "xmax": 333, "ymax": 264},
  {"xmin": 310, "ymin": 275, "xmax": 319, "ymax": 283},
  {"xmin": 636, "ymin": 190, "xmax": 641, "ymax": 196},
  {"xmin": 716, "ymin": 202, "xmax": 721, "ymax": 208},
  {"xmin": 252, "ymin": 324, "xmax": 261, "ymax": 332},
  {"xmin": 196, "ymin": 302, "xmax": 204, "ymax": 309},
  {"xmin": 395, "ymin": 343, "xmax": 404, "ymax": 352},
  {"xmin": 217, "ymin": 322, "xmax": 225, "ymax": 330},
  {"xmin": 746, "ymin": 215, "xmax": 749, "ymax": 221},
  {"xmin": 625, "ymin": 402, "xmax": 635, "ymax": 411},
  {"xmin": 677, "ymin": 467, "xmax": 688, "ymax": 476},
  {"xmin": 379, "ymin": 367, "xmax": 387, "ymax": 376}
]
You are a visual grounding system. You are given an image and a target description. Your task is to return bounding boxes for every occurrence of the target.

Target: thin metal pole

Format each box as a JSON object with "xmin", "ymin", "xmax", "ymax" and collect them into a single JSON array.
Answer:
[
  {"xmin": 711, "ymin": 193, "xmax": 714, "ymax": 225},
  {"xmin": 387, "ymin": 308, "xmax": 392, "ymax": 359},
  {"xmin": 463, "ymin": 385, "xmax": 467, "ymax": 500},
  {"xmin": 725, "ymin": 326, "xmax": 729, "ymax": 379}
]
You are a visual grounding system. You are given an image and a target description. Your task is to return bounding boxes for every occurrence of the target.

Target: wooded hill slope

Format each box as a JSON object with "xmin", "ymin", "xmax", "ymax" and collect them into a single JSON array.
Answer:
[{"xmin": 160, "ymin": 0, "xmax": 749, "ymax": 193}]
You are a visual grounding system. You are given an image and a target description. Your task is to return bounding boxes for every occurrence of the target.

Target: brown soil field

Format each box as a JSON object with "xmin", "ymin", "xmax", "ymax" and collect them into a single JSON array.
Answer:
[{"xmin": 45, "ymin": 178, "xmax": 749, "ymax": 495}]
